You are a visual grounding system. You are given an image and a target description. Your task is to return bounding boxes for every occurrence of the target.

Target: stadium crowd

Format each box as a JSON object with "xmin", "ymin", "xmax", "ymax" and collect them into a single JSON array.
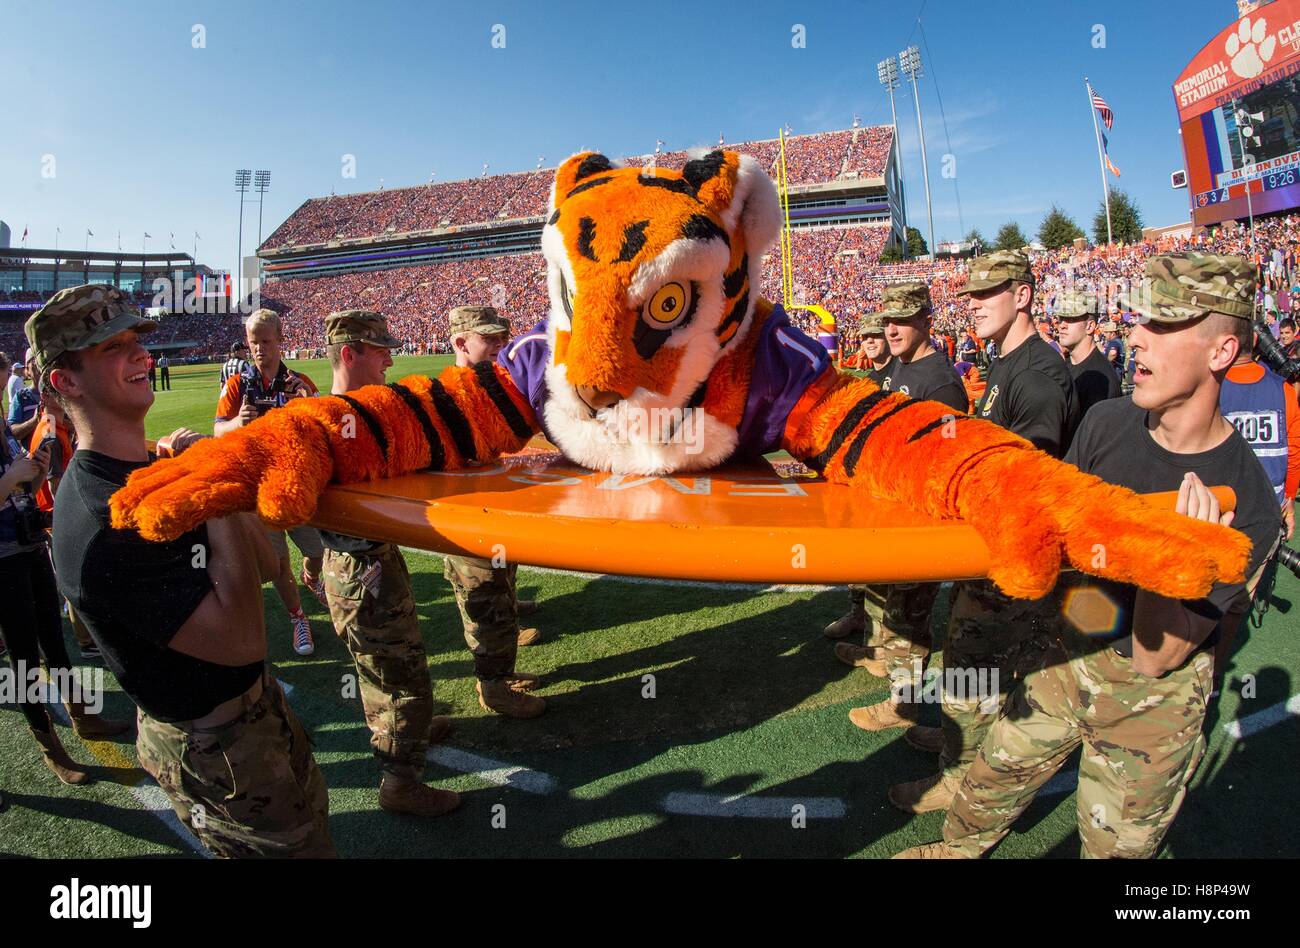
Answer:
[{"xmin": 261, "ymin": 128, "xmax": 888, "ymax": 251}]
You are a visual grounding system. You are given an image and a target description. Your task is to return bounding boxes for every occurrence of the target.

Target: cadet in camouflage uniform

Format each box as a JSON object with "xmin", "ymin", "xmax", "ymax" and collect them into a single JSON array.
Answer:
[
  {"xmin": 836, "ymin": 285, "xmax": 969, "ymax": 737},
  {"xmin": 31, "ymin": 284, "xmax": 335, "ymax": 857},
  {"xmin": 889, "ymin": 253, "xmax": 1071, "ymax": 815},
  {"xmin": 445, "ymin": 305, "xmax": 546, "ymax": 719},
  {"xmin": 824, "ymin": 313, "xmax": 895, "ymax": 647},
  {"xmin": 320, "ymin": 310, "xmax": 460, "ymax": 818},
  {"xmin": 896, "ymin": 253, "xmax": 1282, "ymax": 858}
]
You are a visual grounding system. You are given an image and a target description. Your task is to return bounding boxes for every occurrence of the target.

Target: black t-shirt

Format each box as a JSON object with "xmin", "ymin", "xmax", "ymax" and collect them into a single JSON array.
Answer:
[
  {"xmin": 881, "ymin": 350, "xmax": 968, "ymax": 414},
  {"xmin": 865, "ymin": 357, "xmax": 895, "ymax": 386},
  {"xmin": 977, "ymin": 334, "xmax": 1078, "ymax": 458},
  {"xmin": 318, "ymin": 529, "xmax": 380, "ymax": 554},
  {"xmin": 53, "ymin": 450, "xmax": 262, "ymax": 723},
  {"xmin": 1060, "ymin": 398, "xmax": 1281, "ymax": 656},
  {"xmin": 1068, "ymin": 345, "xmax": 1122, "ymax": 419}
]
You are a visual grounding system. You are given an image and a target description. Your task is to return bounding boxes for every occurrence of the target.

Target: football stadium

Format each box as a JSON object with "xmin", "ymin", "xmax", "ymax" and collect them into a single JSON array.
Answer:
[{"xmin": 2, "ymin": 0, "xmax": 1299, "ymax": 916}]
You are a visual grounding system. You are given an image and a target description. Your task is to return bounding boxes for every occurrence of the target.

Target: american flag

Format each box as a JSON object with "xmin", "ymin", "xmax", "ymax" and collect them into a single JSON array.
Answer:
[{"xmin": 1091, "ymin": 86, "xmax": 1114, "ymax": 129}]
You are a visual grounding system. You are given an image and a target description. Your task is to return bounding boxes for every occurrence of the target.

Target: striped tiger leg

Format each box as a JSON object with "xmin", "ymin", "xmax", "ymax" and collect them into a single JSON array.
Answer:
[
  {"xmin": 112, "ymin": 362, "xmax": 538, "ymax": 543},
  {"xmin": 783, "ymin": 374, "xmax": 1249, "ymax": 601}
]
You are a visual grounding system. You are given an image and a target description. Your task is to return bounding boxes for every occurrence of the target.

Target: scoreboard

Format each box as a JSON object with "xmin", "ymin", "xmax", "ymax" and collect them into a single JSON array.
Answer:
[{"xmin": 1175, "ymin": 0, "xmax": 1300, "ymax": 227}]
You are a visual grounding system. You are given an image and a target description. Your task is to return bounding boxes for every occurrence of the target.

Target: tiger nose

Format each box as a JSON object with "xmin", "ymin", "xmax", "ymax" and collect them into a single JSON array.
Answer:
[{"xmin": 577, "ymin": 385, "xmax": 622, "ymax": 410}]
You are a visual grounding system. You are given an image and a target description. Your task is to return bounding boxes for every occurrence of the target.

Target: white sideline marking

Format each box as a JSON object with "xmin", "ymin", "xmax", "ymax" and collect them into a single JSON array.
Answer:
[
  {"xmin": 399, "ymin": 547, "xmax": 834, "ymax": 593},
  {"xmin": 129, "ymin": 782, "xmax": 209, "ymax": 857},
  {"xmin": 1222, "ymin": 693, "xmax": 1300, "ymax": 740},
  {"xmin": 660, "ymin": 791, "xmax": 846, "ymax": 819},
  {"xmin": 426, "ymin": 745, "xmax": 558, "ymax": 795}
]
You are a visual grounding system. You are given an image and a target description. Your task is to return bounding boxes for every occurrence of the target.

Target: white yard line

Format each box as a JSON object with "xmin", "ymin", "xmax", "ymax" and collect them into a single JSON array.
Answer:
[
  {"xmin": 426, "ymin": 745, "xmax": 558, "ymax": 795},
  {"xmin": 1222, "ymin": 693, "xmax": 1300, "ymax": 740},
  {"xmin": 660, "ymin": 791, "xmax": 847, "ymax": 819}
]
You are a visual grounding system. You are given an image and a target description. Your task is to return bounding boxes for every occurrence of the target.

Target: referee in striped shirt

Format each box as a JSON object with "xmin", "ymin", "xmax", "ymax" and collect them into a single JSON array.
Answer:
[{"xmin": 220, "ymin": 341, "xmax": 249, "ymax": 390}]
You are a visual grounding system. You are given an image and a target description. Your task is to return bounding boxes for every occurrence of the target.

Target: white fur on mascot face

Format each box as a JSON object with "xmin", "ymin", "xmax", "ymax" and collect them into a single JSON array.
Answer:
[{"xmin": 537, "ymin": 148, "xmax": 781, "ymax": 475}]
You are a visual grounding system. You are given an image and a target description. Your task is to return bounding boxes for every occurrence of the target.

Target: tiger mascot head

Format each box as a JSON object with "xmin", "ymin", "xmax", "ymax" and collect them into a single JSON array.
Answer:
[{"xmin": 539, "ymin": 149, "xmax": 782, "ymax": 473}]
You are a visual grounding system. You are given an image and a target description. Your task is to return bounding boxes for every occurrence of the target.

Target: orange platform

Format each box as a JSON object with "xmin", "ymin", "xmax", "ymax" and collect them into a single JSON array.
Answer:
[{"xmin": 309, "ymin": 450, "xmax": 1236, "ymax": 585}]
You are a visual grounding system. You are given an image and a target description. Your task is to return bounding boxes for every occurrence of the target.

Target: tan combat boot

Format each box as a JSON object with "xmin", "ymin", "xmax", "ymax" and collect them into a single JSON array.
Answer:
[
  {"xmin": 848, "ymin": 698, "xmax": 919, "ymax": 732},
  {"xmin": 888, "ymin": 772, "xmax": 958, "ymax": 814},
  {"xmin": 517, "ymin": 627, "xmax": 543, "ymax": 647},
  {"xmin": 904, "ymin": 724, "xmax": 945, "ymax": 754},
  {"xmin": 834, "ymin": 642, "xmax": 886, "ymax": 674},
  {"xmin": 505, "ymin": 672, "xmax": 540, "ymax": 691},
  {"xmin": 476, "ymin": 678, "xmax": 546, "ymax": 719},
  {"xmin": 30, "ymin": 728, "xmax": 91, "ymax": 785},
  {"xmin": 65, "ymin": 698, "xmax": 132, "ymax": 740},
  {"xmin": 378, "ymin": 772, "xmax": 461, "ymax": 818},
  {"xmin": 823, "ymin": 606, "xmax": 866, "ymax": 640},
  {"xmin": 892, "ymin": 841, "xmax": 968, "ymax": 859}
]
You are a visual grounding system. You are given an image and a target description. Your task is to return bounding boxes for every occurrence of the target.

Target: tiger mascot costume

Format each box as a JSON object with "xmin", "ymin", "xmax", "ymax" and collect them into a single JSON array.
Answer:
[{"xmin": 112, "ymin": 150, "xmax": 1247, "ymax": 600}]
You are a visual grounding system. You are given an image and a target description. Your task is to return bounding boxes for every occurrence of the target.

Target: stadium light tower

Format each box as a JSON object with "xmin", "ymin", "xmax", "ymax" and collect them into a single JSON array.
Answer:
[
  {"xmin": 899, "ymin": 45, "xmax": 935, "ymax": 259},
  {"xmin": 235, "ymin": 169, "xmax": 251, "ymax": 290},
  {"xmin": 254, "ymin": 170, "xmax": 271, "ymax": 284},
  {"xmin": 254, "ymin": 171, "xmax": 271, "ymax": 246},
  {"xmin": 877, "ymin": 55, "xmax": 909, "ymax": 254}
]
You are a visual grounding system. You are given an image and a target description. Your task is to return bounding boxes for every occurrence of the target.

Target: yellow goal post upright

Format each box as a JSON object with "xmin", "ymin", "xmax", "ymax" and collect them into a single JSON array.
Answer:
[{"xmin": 777, "ymin": 128, "xmax": 840, "ymax": 366}]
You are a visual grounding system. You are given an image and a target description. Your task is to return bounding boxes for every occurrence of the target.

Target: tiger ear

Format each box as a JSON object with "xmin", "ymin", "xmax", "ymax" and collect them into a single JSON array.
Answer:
[
  {"xmin": 683, "ymin": 150, "xmax": 781, "ymax": 256},
  {"xmin": 550, "ymin": 152, "xmax": 615, "ymax": 212}
]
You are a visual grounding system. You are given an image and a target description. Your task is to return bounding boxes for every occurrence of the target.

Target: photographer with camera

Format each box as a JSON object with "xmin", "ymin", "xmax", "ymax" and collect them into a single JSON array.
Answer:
[
  {"xmin": 0, "ymin": 371, "xmax": 128, "ymax": 785},
  {"xmin": 31, "ymin": 284, "xmax": 336, "ymax": 857},
  {"xmin": 215, "ymin": 308, "xmax": 326, "ymax": 656},
  {"xmin": 1210, "ymin": 314, "xmax": 1300, "ymax": 689}
]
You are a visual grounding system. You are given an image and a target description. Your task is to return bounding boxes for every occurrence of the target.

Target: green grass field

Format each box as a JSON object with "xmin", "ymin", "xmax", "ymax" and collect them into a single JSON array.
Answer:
[{"xmin": 2, "ymin": 358, "xmax": 1297, "ymax": 858}]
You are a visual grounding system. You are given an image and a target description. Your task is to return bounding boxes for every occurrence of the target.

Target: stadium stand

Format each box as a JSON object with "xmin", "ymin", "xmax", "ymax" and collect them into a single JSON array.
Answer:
[{"xmin": 261, "ymin": 129, "xmax": 891, "ymax": 252}]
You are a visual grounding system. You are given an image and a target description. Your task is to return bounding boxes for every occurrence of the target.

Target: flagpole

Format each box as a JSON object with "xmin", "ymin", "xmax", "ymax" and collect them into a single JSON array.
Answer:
[
  {"xmin": 1233, "ymin": 97, "xmax": 1257, "ymax": 257},
  {"xmin": 1086, "ymin": 77, "xmax": 1113, "ymax": 246}
]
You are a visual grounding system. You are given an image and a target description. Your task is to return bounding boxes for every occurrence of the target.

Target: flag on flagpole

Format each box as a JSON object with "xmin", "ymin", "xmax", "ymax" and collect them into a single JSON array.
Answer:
[
  {"xmin": 1099, "ymin": 131, "xmax": 1121, "ymax": 176},
  {"xmin": 1090, "ymin": 86, "xmax": 1114, "ymax": 129},
  {"xmin": 144, "ymin": 232, "xmax": 152, "ymax": 238},
  {"xmin": 21, "ymin": 227, "xmax": 28, "ymax": 243}
]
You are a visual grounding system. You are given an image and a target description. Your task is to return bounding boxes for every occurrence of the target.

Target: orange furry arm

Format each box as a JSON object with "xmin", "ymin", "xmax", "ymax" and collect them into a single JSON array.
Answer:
[
  {"xmin": 111, "ymin": 363, "xmax": 537, "ymax": 542},
  {"xmin": 782, "ymin": 370, "xmax": 1250, "ymax": 601}
]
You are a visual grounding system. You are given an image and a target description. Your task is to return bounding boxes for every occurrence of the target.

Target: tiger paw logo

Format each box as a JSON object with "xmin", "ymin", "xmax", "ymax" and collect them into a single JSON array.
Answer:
[{"xmin": 1226, "ymin": 15, "xmax": 1277, "ymax": 80}]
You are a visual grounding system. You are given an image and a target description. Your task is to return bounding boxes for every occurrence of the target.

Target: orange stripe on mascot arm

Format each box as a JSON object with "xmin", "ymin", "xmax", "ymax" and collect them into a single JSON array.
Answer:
[
  {"xmin": 110, "ymin": 362, "xmax": 538, "ymax": 542},
  {"xmin": 781, "ymin": 369, "xmax": 1249, "ymax": 601}
]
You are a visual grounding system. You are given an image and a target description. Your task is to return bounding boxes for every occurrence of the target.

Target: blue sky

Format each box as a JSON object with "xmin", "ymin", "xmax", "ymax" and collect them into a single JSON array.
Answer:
[{"xmin": 1, "ymin": 0, "xmax": 1244, "ymax": 276}]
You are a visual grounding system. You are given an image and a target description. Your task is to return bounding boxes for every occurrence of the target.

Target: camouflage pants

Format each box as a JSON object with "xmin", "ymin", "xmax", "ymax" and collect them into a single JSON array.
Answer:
[
  {"xmin": 324, "ymin": 545, "xmax": 432, "ymax": 775},
  {"xmin": 136, "ymin": 673, "xmax": 336, "ymax": 858},
  {"xmin": 877, "ymin": 584, "xmax": 941, "ymax": 695},
  {"xmin": 846, "ymin": 583, "xmax": 938, "ymax": 691},
  {"xmin": 444, "ymin": 555, "xmax": 519, "ymax": 681},
  {"xmin": 939, "ymin": 580, "xmax": 1051, "ymax": 783},
  {"xmin": 943, "ymin": 633, "xmax": 1214, "ymax": 858}
]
